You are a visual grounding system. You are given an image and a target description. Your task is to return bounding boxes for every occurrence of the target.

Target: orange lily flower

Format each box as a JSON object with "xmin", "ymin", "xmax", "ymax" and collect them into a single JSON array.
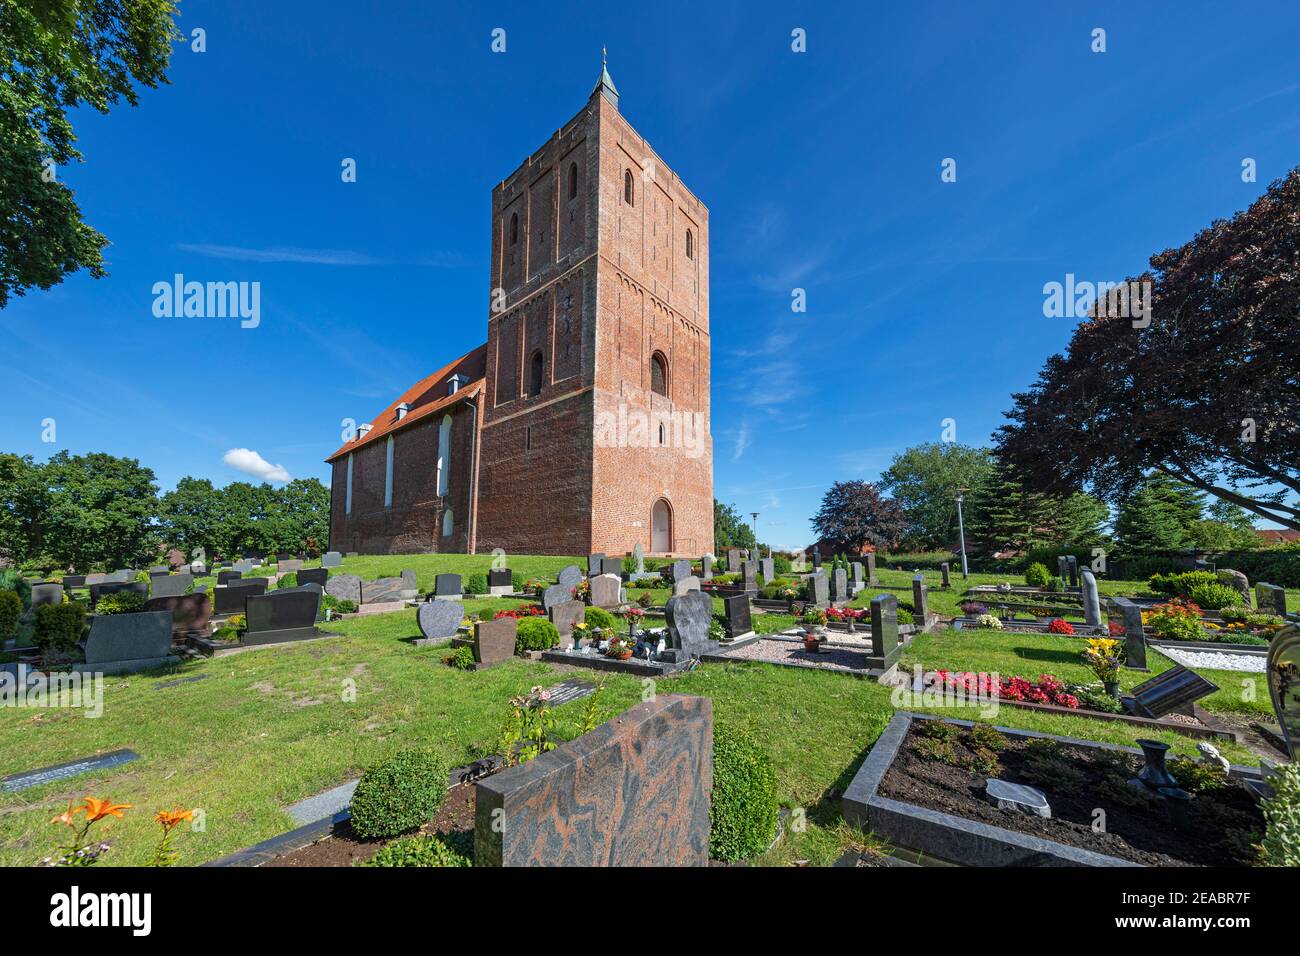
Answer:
[
  {"xmin": 79, "ymin": 797, "xmax": 133, "ymax": 822},
  {"xmin": 155, "ymin": 808, "xmax": 194, "ymax": 831},
  {"xmin": 50, "ymin": 800, "xmax": 82, "ymax": 827}
]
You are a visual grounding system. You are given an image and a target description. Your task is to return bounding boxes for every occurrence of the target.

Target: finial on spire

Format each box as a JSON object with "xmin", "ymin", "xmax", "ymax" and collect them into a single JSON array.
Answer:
[{"xmin": 593, "ymin": 46, "xmax": 619, "ymax": 109}]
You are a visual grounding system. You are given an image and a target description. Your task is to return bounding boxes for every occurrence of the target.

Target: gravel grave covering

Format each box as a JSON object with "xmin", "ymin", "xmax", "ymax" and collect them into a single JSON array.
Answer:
[
  {"xmin": 721, "ymin": 638, "xmax": 869, "ymax": 672},
  {"xmin": 1156, "ymin": 645, "xmax": 1266, "ymax": 673}
]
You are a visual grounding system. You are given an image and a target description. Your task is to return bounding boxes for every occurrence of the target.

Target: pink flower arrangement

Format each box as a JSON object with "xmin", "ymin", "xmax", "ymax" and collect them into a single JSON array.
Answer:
[
  {"xmin": 493, "ymin": 603, "xmax": 545, "ymax": 620},
  {"xmin": 1107, "ymin": 620, "xmax": 1125, "ymax": 637},
  {"xmin": 826, "ymin": 607, "xmax": 867, "ymax": 622}
]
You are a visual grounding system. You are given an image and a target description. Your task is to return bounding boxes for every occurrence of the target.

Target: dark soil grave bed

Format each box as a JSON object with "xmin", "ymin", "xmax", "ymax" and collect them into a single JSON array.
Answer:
[
  {"xmin": 264, "ymin": 782, "xmax": 477, "ymax": 867},
  {"xmin": 878, "ymin": 721, "xmax": 1262, "ymax": 867}
]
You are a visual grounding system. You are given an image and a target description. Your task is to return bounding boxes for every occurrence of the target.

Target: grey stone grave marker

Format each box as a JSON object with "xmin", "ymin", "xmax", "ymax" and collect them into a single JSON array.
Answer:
[
  {"xmin": 665, "ymin": 590, "xmax": 714, "ymax": 660},
  {"xmin": 722, "ymin": 594, "xmax": 752, "ymax": 640},
  {"xmin": 433, "ymin": 573, "xmax": 462, "ymax": 600},
  {"xmin": 324, "ymin": 573, "xmax": 361, "ymax": 604},
  {"xmin": 417, "ymin": 600, "xmax": 464, "ymax": 643}
]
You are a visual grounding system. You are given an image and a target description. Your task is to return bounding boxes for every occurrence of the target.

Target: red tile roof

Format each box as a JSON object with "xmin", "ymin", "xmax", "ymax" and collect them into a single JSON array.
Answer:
[
  {"xmin": 1256, "ymin": 529, "xmax": 1300, "ymax": 544},
  {"xmin": 325, "ymin": 345, "xmax": 487, "ymax": 462}
]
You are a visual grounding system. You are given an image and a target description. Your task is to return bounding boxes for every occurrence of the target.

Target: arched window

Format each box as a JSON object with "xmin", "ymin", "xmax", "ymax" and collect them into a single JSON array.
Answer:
[
  {"xmin": 650, "ymin": 351, "xmax": 668, "ymax": 397},
  {"xmin": 442, "ymin": 508, "xmax": 454, "ymax": 537},
  {"xmin": 568, "ymin": 163, "xmax": 578, "ymax": 200},
  {"xmin": 658, "ymin": 422, "xmax": 666, "ymax": 445},
  {"xmin": 527, "ymin": 349, "xmax": 544, "ymax": 397},
  {"xmin": 509, "ymin": 212, "xmax": 518, "ymax": 245},
  {"xmin": 651, "ymin": 498, "xmax": 672, "ymax": 553},
  {"xmin": 685, "ymin": 229, "xmax": 694, "ymax": 260},
  {"xmin": 624, "ymin": 170, "xmax": 634, "ymax": 206},
  {"xmin": 436, "ymin": 414, "xmax": 452, "ymax": 497}
]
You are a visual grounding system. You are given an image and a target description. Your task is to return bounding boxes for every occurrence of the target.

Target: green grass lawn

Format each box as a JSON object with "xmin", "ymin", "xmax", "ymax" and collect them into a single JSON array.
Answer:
[{"xmin": 1, "ymin": 554, "xmax": 1282, "ymax": 867}]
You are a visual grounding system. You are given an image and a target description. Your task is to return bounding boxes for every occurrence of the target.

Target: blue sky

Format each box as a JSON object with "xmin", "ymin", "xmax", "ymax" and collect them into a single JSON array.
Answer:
[{"xmin": 3, "ymin": 1, "xmax": 1298, "ymax": 548}]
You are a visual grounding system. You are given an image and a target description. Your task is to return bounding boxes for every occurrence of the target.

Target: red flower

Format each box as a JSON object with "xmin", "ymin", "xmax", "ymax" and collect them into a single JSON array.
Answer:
[{"xmin": 1047, "ymin": 618, "xmax": 1075, "ymax": 635}]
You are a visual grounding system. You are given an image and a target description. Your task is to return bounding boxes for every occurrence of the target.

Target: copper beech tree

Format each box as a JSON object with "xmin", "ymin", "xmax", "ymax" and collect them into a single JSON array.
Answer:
[
  {"xmin": 997, "ymin": 169, "xmax": 1300, "ymax": 531},
  {"xmin": 811, "ymin": 480, "xmax": 907, "ymax": 554}
]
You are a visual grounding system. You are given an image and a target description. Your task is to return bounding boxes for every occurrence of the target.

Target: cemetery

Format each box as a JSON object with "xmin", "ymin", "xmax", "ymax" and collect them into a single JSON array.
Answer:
[{"xmin": 2, "ymin": 542, "xmax": 1297, "ymax": 870}]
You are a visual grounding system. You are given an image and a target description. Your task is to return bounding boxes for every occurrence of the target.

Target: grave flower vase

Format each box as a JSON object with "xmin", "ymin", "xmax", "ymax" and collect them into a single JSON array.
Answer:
[{"xmin": 1104, "ymin": 679, "xmax": 1120, "ymax": 699}]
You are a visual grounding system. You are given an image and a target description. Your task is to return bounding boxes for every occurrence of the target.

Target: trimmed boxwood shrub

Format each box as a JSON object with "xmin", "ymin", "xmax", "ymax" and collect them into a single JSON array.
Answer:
[
  {"xmin": 515, "ymin": 617, "xmax": 560, "ymax": 652},
  {"xmin": 95, "ymin": 592, "xmax": 146, "ymax": 615},
  {"xmin": 0, "ymin": 590, "xmax": 21, "ymax": 640},
  {"xmin": 1186, "ymin": 581, "xmax": 1240, "ymax": 610},
  {"xmin": 1260, "ymin": 762, "xmax": 1300, "ymax": 866},
  {"xmin": 277, "ymin": 573, "xmax": 298, "ymax": 589},
  {"xmin": 709, "ymin": 725, "xmax": 779, "ymax": 862},
  {"xmin": 1024, "ymin": 562, "xmax": 1051, "ymax": 588},
  {"xmin": 584, "ymin": 606, "xmax": 617, "ymax": 631},
  {"xmin": 362, "ymin": 831, "xmax": 473, "ymax": 867},
  {"xmin": 0, "ymin": 571, "xmax": 31, "ymax": 610},
  {"xmin": 34, "ymin": 601, "xmax": 86, "ymax": 653},
  {"xmin": 349, "ymin": 748, "xmax": 451, "ymax": 839},
  {"xmin": 465, "ymin": 572, "xmax": 488, "ymax": 595}
]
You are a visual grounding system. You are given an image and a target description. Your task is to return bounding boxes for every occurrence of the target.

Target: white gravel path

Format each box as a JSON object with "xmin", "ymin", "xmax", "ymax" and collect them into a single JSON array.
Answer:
[{"xmin": 1156, "ymin": 645, "xmax": 1266, "ymax": 673}]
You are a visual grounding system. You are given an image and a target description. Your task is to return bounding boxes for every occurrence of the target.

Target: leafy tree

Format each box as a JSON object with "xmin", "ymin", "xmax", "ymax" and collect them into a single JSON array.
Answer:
[
  {"xmin": 811, "ymin": 480, "xmax": 907, "ymax": 553},
  {"xmin": 1187, "ymin": 499, "xmax": 1260, "ymax": 551},
  {"xmin": 966, "ymin": 460, "xmax": 1109, "ymax": 554},
  {"xmin": 157, "ymin": 476, "xmax": 218, "ymax": 556},
  {"xmin": 0, "ymin": 0, "xmax": 180, "ymax": 307},
  {"xmin": 997, "ymin": 170, "xmax": 1300, "ymax": 530},
  {"xmin": 879, "ymin": 443, "xmax": 996, "ymax": 549},
  {"xmin": 159, "ymin": 476, "xmax": 330, "ymax": 558},
  {"xmin": 713, "ymin": 500, "xmax": 756, "ymax": 553},
  {"xmin": 38, "ymin": 451, "xmax": 158, "ymax": 570},
  {"xmin": 0, "ymin": 453, "xmax": 43, "ymax": 564}
]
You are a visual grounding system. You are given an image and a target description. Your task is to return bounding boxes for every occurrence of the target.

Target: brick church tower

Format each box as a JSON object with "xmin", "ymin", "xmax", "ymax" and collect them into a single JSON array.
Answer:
[
  {"xmin": 328, "ymin": 59, "xmax": 713, "ymax": 557},
  {"xmin": 474, "ymin": 58, "xmax": 714, "ymax": 557}
]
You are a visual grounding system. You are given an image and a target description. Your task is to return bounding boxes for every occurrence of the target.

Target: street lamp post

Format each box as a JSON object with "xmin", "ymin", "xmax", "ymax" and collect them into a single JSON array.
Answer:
[
  {"xmin": 955, "ymin": 494, "xmax": 969, "ymax": 579},
  {"xmin": 750, "ymin": 512, "xmax": 760, "ymax": 558}
]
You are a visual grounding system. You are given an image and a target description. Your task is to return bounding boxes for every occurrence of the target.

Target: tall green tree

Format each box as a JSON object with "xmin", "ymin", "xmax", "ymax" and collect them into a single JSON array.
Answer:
[
  {"xmin": 713, "ymin": 500, "xmax": 756, "ymax": 552},
  {"xmin": 878, "ymin": 443, "xmax": 996, "ymax": 550},
  {"xmin": 0, "ymin": 453, "xmax": 43, "ymax": 563},
  {"xmin": 38, "ymin": 451, "xmax": 158, "ymax": 570},
  {"xmin": 0, "ymin": 0, "xmax": 180, "ymax": 306},
  {"xmin": 1114, "ymin": 473, "xmax": 1205, "ymax": 552}
]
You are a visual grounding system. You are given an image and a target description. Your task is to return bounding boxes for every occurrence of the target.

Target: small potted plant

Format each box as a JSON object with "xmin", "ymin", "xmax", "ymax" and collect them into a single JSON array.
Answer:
[
  {"xmin": 623, "ymin": 606, "xmax": 646, "ymax": 638},
  {"xmin": 801, "ymin": 608, "xmax": 826, "ymax": 652},
  {"xmin": 1082, "ymin": 637, "xmax": 1125, "ymax": 698},
  {"xmin": 606, "ymin": 633, "xmax": 635, "ymax": 660},
  {"xmin": 571, "ymin": 620, "xmax": 590, "ymax": 651}
]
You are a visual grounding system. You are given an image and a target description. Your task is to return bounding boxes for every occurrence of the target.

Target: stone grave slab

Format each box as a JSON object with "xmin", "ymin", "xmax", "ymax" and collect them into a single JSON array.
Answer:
[
  {"xmin": 1125, "ymin": 665, "xmax": 1218, "ymax": 719},
  {"xmin": 143, "ymin": 592, "xmax": 211, "ymax": 640},
  {"xmin": 548, "ymin": 600, "xmax": 585, "ymax": 648},
  {"xmin": 474, "ymin": 617, "xmax": 517, "ymax": 668},
  {"xmin": 543, "ymin": 583, "xmax": 574, "ymax": 611},
  {"xmin": 722, "ymin": 594, "xmax": 752, "ymax": 640},
  {"xmin": 557, "ymin": 565, "xmax": 583, "ymax": 587},
  {"xmin": 587, "ymin": 554, "xmax": 605, "ymax": 576},
  {"xmin": 298, "ymin": 568, "xmax": 329, "ymax": 588},
  {"xmin": 321, "ymin": 551, "xmax": 343, "ymax": 568},
  {"xmin": 213, "ymin": 580, "xmax": 268, "ymax": 616},
  {"xmin": 673, "ymin": 575, "xmax": 701, "ymax": 596},
  {"xmin": 30, "ymin": 583, "xmax": 64, "ymax": 608},
  {"xmin": 150, "ymin": 573, "xmax": 193, "ymax": 600},
  {"xmin": 77, "ymin": 610, "xmax": 177, "ymax": 675},
  {"xmin": 243, "ymin": 587, "xmax": 324, "ymax": 645},
  {"xmin": 665, "ymin": 590, "xmax": 714, "ymax": 660},
  {"xmin": 361, "ymin": 577, "xmax": 404, "ymax": 605},
  {"xmin": 434, "ymin": 573, "xmax": 462, "ymax": 600},
  {"xmin": 417, "ymin": 600, "xmax": 464, "ymax": 644},
  {"xmin": 2, "ymin": 749, "xmax": 140, "ymax": 793},
  {"xmin": 488, "ymin": 568, "xmax": 513, "ymax": 596},
  {"xmin": 324, "ymin": 573, "xmax": 362, "ymax": 604},
  {"xmin": 544, "ymin": 679, "xmax": 598, "ymax": 707},
  {"xmin": 589, "ymin": 573, "xmax": 622, "ymax": 608}
]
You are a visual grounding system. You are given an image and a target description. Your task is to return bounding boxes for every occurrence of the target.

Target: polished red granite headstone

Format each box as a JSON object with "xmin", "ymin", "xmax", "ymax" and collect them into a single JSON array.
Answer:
[{"xmin": 474, "ymin": 694, "xmax": 712, "ymax": 867}]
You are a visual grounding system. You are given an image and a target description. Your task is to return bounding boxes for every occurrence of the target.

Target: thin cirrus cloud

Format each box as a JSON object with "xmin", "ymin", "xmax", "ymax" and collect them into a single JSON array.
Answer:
[
  {"xmin": 223, "ymin": 448, "xmax": 291, "ymax": 483},
  {"xmin": 177, "ymin": 243, "xmax": 470, "ymax": 268}
]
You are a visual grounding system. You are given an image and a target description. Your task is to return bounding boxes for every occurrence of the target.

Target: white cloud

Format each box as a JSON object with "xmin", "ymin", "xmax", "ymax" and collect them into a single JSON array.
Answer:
[
  {"xmin": 223, "ymin": 448, "xmax": 291, "ymax": 483},
  {"xmin": 731, "ymin": 422, "xmax": 751, "ymax": 462}
]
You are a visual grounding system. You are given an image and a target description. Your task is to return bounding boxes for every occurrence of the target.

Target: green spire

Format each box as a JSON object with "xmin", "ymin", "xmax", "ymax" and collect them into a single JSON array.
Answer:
[{"xmin": 593, "ymin": 45, "xmax": 619, "ymax": 108}]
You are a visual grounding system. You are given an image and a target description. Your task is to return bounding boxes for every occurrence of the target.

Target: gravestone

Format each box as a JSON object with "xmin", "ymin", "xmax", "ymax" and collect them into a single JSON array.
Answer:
[
  {"xmin": 89, "ymin": 581, "xmax": 147, "ymax": 607},
  {"xmin": 633, "ymin": 543, "xmax": 645, "ymax": 575},
  {"xmin": 63, "ymin": 575, "xmax": 87, "ymax": 589},
  {"xmin": 1057, "ymin": 556, "xmax": 1069, "ymax": 584},
  {"xmin": 298, "ymin": 568, "xmax": 329, "ymax": 588},
  {"xmin": 1066, "ymin": 555, "xmax": 1080, "ymax": 589},
  {"xmin": 543, "ymin": 583, "xmax": 574, "ymax": 612},
  {"xmin": 474, "ymin": 617, "xmax": 517, "ymax": 667},
  {"xmin": 243, "ymin": 587, "xmax": 324, "ymax": 645},
  {"xmin": 808, "ymin": 572, "xmax": 829, "ymax": 607},
  {"xmin": 1080, "ymin": 569, "xmax": 1102, "ymax": 627},
  {"xmin": 30, "ymin": 583, "xmax": 64, "ymax": 609},
  {"xmin": 866, "ymin": 552, "xmax": 878, "ymax": 585},
  {"xmin": 557, "ymin": 565, "xmax": 583, "ymax": 588},
  {"xmin": 548, "ymin": 600, "xmax": 585, "ymax": 648},
  {"xmin": 1125, "ymin": 666, "xmax": 1219, "ymax": 719},
  {"xmin": 144, "ymin": 592, "xmax": 211, "ymax": 640},
  {"xmin": 1217, "ymin": 569, "xmax": 1251, "ymax": 607},
  {"xmin": 434, "ymin": 573, "xmax": 462, "ymax": 600},
  {"xmin": 543, "ymin": 679, "xmax": 597, "ymax": 707},
  {"xmin": 1257, "ymin": 583, "xmax": 1287, "ymax": 618},
  {"xmin": 912, "ymin": 574, "xmax": 929, "ymax": 625},
  {"xmin": 488, "ymin": 568, "xmax": 513, "ymax": 596},
  {"xmin": 148, "ymin": 566, "xmax": 169, "ymax": 577},
  {"xmin": 664, "ymin": 590, "xmax": 714, "ymax": 661},
  {"xmin": 589, "ymin": 573, "xmax": 622, "ymax": 609},
  {"xmin": 417, "ymin": 600, "xmax": 464, "ymax": 643},
  {"xmin": 740, "ymin": 560, "xmax": 758, "ymax": 592},
  {"xmin": 105, "ymin": 570, "xmax": 134, "ymax": 583},
  {"xmin": 400, "ymin": 569, "xmax": 418, "ymax": 600},
  {"xmin": 830, "ymin": 567, "xmax": 849, "ymax": 604},
  {"xmin": 701, "ymin": 554, "xmax": 714, "ymax": 580},
  {"xmin": 1265, "ymin": 623, "xmax": 1300, "ymax": 761},
  {"xmin": 213, "ymin": 579, "xmax": 268, "ymax": 616},
  {"xmin": 361, "ymin": 577, "xmax": 404, "ymax": 605},
  {"xmin": 941, "ymin": 563, "xmax": 951, "ymax": 588},
  {"xmin": 869, "ymin": 593, "xmax": 901, "ymax": 664},
  {"xmin": 150, "ymin": 573, "xmax": 193, "ymax": 600},
  {"xmin": 325, "ymin": 573, "xmax": 362, "ymax": 604},
  {"xmin": 600, "ymin": 557, "xmax": 622, "ymax": 577},
  {"xmin": 3, "ymin": 750, "xmax": 140, "ymax": 794},
  {"xmin": 759, "ymin": 557, "xmax": 774, "ymax": 584},
  {"xmin": 812, "ymin": 548, "xmax": 822, "ymax": 569},
  {"xmin": 851, "ymin": 562, "xmax": 864, "ymax": 591},
  {"xmin": 670, "ymin": 559, "xmax": 691, "ymax": 584},
  {"xmin": 673, "ymin": 575, "xmax": 700, "ymax": 596},
  {"xmin": 474, "ymin": 695, "xmax": 711, "ymax": 867},
  {"xmin": 1112, "ymin": 597, "xmax": 1148, "ymax": 670},
  {"xmin": 321, "ymin": 551, "xmax": 343, "ymax": 568},
  {"xmin": 587, "ymin": 554, "xmax": 605, "ymax": 576},
  {"xmin": 84, "ymin": 573, "xmax": 108, "ymax": 587},
  {"xmin": 727, "ymin": 549, "xmax": 741, "ymax": 573},
  {"xmin": 275, "ymin": 552, "xmax": 292, "ymax": 562},
  {"xmin": 77, "ymin": 610, "xmax": 177, "ymax": 675},
  {"xmin": 278, "ymin": 559, "xmax": 305, "ymax": 575},
  {"xmin": 233, "ymin": 559, "xmax": 256, "ymax": 574},
  {"xmin": 722, "ymin": 594, "xmax": 752, "ymax": 640},
  {"xmin": 217, "ymin": 570, "xmax": 242, "ymax": 585}
]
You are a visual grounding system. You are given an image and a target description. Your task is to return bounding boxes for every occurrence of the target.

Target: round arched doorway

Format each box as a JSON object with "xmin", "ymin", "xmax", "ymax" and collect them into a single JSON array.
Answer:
[{"xmin": 651, "ymin": 498, "xmax": 673, "ymax": 553}]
